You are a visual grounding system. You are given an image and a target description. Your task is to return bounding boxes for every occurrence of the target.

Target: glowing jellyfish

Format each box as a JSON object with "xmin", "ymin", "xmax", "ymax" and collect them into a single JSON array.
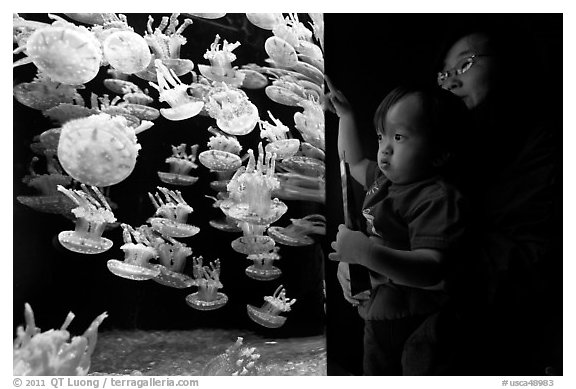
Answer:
[
  {"xmin": 259, "ymin": 111, "xmax": 300, "ymax": 160},
  {"xmin": 238, "ymin": 67, "xmax": 268, "ymax": 89},
  {"xmin": 17, "ymin": 155, "xmax": 75, "ymax": 216},
  {"xmin": 247, "ymin": 285, "xmax": 296, "ymax": 328},
  {"xmin": 264, "ymin": 36, "xmax": 298, "ymax": 68},
  {"xmin": 220, "ymin": 145, "xmax": 287, "ymax": 226},
  {"xmin": 264, "ymin": 75, "xmax": 310, "ymax": 107},
  {"xmin": 56, "ymin": 184, "xmax": 116, "ymax": 254},
  {"xmin": 198, "ymin": 34, "xmax": 245, "ymax": 87},
  {"xmin": 107, "ymin": 223, "xmax": 161, "ymax": 281},
  {"xmin": 296, "ymin": 40, "xmax": 323, "ymax": 63},
  {"xmin": 278, "ymin": 155, "xmax": 325, "ymax": 178},
  {"xmin": 245, "ymin": 13, "xmax": 284, "ymax": 30},
  {"xmin": 150, "ymin": 232, "xmax": 194, "ymax": 289},
  {"xmin": 57, "ymin": 113, "xmax": 151, "ymax": 186},
  {"xmin": 14, "ymin": 303, "xmax": 107, "ymax": 376},
  {"xmin": 198, "ymin": 126, "xmax": 243, "ymax": 172},
  {"xmin": 308, "ymin": 13, "xmax": 324, "ymax": 50},
  {"xmin": 267, "ymin": 214, "xmax": 326, "ymax": 246},
  {"xmin": 294, "ymin": 98, "xmax": 325, "ymax": 150},
  {"xmin": 135, "ymin": 14, "xmax": 194, "ymax": 82},
  {"xmin": 149, "ymin": 59, "xmax": 203, "ymax": 121},
  {"xmin": 13, "ymin": 73, "xmax": 83, "ymax": 111},
  {"xmin": 245, "ymin": 247, "xmax": 282, "ymax": 281},
  {"xmin": 64, "ymin": 13, "xmax": 120, "ymax": 26},
  {"xmin": 103, "ymin": 30, "xmax": 152, "ymax": 74},
  {"xmin": 204, "ymin": 83, "xmax": 259, "ymax": 136},
  {"xmin": 206, "ymin": 193, "xmax": 243, "ymax": 233},
  {"xmin": 103, "ymin": 78, "xmax": 140, "ymax": 95},
  {"xmin": 231, "ymin": 233, "xmax": 276, "ymax": 255},
  {"xmin": 273, "ymin": 172, "xmax": 325, "ymax": 203},
  {"xmin": 158, "ymin": 143, "xmax": 200, "ymax": 186},
  {"xmin": 185, "ymin": 13, "xmax": 226, "ymax": 19},
  {"xmin": 203, "ymin": 337, "xmax": 261, "ymax": 376},
  {"xmin": 291, "ymin": 60, "xmax": 324, "ymax": 87},
  {"xmin": 186, "ymin": 257, "xmax": 228, "ymax": 311},
  {"xmin": 16, "ymin": 15, "xmax": 103, "ymax": 85},
  {"xmin": 300, "ymin": 142, "xmax": 325, "ymax": 161},
  {"xmin": 147, "ymin": 187, "xmax": 200, "ymax": 238},
  {"xmin": 298, "ymin": 53, "xmax": 324, "ymax": 74}
]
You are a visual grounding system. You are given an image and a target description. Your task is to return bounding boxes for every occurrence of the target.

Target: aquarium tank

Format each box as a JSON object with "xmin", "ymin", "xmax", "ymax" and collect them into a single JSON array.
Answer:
[{"xmin": 13, "ymin": 12, "xmax": 326, "ymax": 376}]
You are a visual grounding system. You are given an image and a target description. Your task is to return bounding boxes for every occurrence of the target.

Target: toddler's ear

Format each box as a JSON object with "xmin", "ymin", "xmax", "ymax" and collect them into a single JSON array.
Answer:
[{"xmin": 433, "ymin": 152, "xmax": 452, "ymax": 168}]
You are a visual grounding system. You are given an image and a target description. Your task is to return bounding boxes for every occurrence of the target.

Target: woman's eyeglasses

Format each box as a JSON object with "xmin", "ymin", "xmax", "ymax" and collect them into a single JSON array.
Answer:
[{"xmin": 437, "ymin": 54, "xmax": 488, "ymax": 85}]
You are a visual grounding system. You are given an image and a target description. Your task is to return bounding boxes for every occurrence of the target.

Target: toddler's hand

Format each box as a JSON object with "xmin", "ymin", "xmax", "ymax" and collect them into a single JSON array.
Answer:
[
  {"xmin": 325, "ymin": 75, "xmax": 353, "ymax": 118},
  {"xmin": 329, "ymin": 224, "xmax": 372, "ymax": 265}
]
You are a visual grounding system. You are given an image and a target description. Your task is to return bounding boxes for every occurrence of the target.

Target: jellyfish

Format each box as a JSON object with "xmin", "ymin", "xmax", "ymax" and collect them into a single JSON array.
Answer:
[
  {"xmin": 272, "ymin": 13, "xmax": 313, "ymax": 48},
  {"xmin": 107, "ymin": 223, "xmax": 161, "ymax": 281},
  {"xmin": 185, "ymin": 13, "xmax": 227, "ymax": 19},
  {"xmin": 245, "ymin": 247, "xmax": 282, "ymax": 281},
  {"xmin": 198, "ymin": 126, "xmax": 243, "ymax": 172},
  {"xmin": 64, "ymin": 13, "xmax": 121, "ymax": 26},
  {"xmin": 198, "ymin": 34, "xmax": 245, "ymax": 87},
  {"xmin": 13, "ymin": 73, "xmax": 84, "ymax": 111},
  {"xmin": 277, "ymin": 155, "xmax": 325, "ymax": 178},
  {"xmin": 308, "ymin": 13, "xmax": 324, "ymax": 50},
  {"xmin": 264, "ymin": 75, "xmax": 312, "ymax": 107},
  {"xmin": 205, "ymin": 193, "xmax": 243, "ymax": 233},
  {"xmin": 273, "ymin": 172, "xmax": 325, "ymax": 204},
  {"xmin": 293, "ymin": 98, "xmax": 325, "ymax": 151},
  {"xmin": 147, "ymin": 187, "xmax": 200, "ymax": 238},
  {"xmin": 259, "ymin": 111, "xmax": 300, "ymax": 160},
  {"xmin": 149, "ymin": 59, "xmax": 204, "ymax": 121},
  {"xmin": 186, "ymin": 257, "xmax": 228, "ymax": 311},
  {"xmin": 203, "ymin": 337, "xmax": 261, "ymax": 376},
  {"xmin": 264, "ymin": 36, "xmax": 298, "ymax": 68},
  {"xmin": 56, "ymin": 184, "xmax": 116, "ymax": 254},
  {"xmin": 158, "ymin": 143, "xmax": 200, "ymax": 186},
  {"xmin": 102, "ymin": 30, "xmax": 152, "ymax": 75},
  {"xmin": 147, "ymin": 229, "xmax": 195, "ymax": 289},
  {"xmin": 247, "ymin": 285, "xmax": 296, "ymax": 328},
  {"xmin": 237, "ymin": 66, "xmax": 269, "ymax": 89},
  {"xmin": 245, "ymin": 13, "xmax": 284, "ymax": 30},
  {"xmin": 57, "ymin": 113, "xmax": 151, "ymax": 187},
  {"xmin": 14, "ymin": 14, "xmax": 103, "ymax": 85},
  {"xmin": 300, "ymin": 142, "xmax": 325, "ymax": 161},
  {"xmin": 220, "ymin": 145, "xmax": 287, "ymax": 226},
  {"xmin": 135, "ymin": 14, "xmax": 194, "ymax": 82},
  {"xmin": 204, "ymin": 83, "xmax": 259, "ymax": 136},
  {"xmin": 13, "ymin": 303, "xmax": 107, "ymax": 376},
  {"xmin": 290, "ymin": 60, "xmax": 324, "ymax": 87},
  {"xmin": 16, "ymin": 154, "xmax": 75, "ymax": 216},
  {"xmin": 103, "ymin": 77, "xmax": 140, "ymax": 95},
  {"xmin": 267, "ymin": 214, "xmax": 326, "ymax": 246},
  {"xmin": 231, "ymin": 230, "xmax": 276, "ymax": 256}
]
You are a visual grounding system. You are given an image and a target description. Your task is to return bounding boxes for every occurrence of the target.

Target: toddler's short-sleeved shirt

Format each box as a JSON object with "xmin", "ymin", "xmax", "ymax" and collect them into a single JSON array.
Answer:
[{"xmin": 359, "ymin": 162, "xmax": 466, "ymax": 320}]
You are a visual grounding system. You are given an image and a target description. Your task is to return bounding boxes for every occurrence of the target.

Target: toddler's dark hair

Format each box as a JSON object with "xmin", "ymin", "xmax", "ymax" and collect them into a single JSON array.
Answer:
[{"xmin": 373, "ymin": 85, "xmax": 471, "ymax": 158}]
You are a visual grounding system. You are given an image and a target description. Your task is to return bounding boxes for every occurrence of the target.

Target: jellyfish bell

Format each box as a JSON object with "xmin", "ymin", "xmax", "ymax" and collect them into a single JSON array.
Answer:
[
  {"xmin": 148, "ymin": 217, "xmax": 200, "ymax": 238},
  {"xmin": 277, "ymin": 155, "xmax": 325, "ymax": 178},
  {"xmin": 103, "ymin": 30, "xmax": 152, "ymax": 74},
  {"xmin": 245, "ymin": 13, "xmax": 284, "ymax": 30},
  {"xmin": 57, "ymin": 113, "xmax": 147, "ymax": 187},
  {"xmin": 290, "ymin": 60, "xmax": 324, "ymax": 87},
  {"xmin": 297, "ymin": 53, "xmax": 324, "ymax": 74},
  {"xmin": 220, "ymin": 198, "xmax": 287, "ymax": 226},
  {"xmin": 185, "ymin": 13, "xmax": 226, "ymax": 19},
  {"xmin": 153, "ymin": 265, "xmax": 195, "ymax": 289},
  {"xmin": 267, "ymin": 226, "xmax": 314, "ymax": 247},
  {"xmin": 238, "ymin": 68, "xmax": 268, "ymax": 89},
  {"xmin": 186, "ymin": 291, "xmax": 228, "ymax": 311},
  {"xmin": 186, "ymin": 257, "xmax": 228, "ymax": 311},
  {"xmin": 107, "ymin": 258, "xmax": 161, "ymax": 281},
  {"xmin": 64, "ymin": 13, "xmax": 120, "ymax": 26},
  {"xmin": 231, "ymin": 235, "xmax": 276, "ymax": 255},
  {"xmin": 199, "ymin": 150, "xmax": 243, "ymax": 172},
  {"xmin": 300, "ymin": 142, "xmax": 325, "ymax": 161},
  {"xmin": 245, "ymin": 250, "xmax": 282, "ymax": 281},
  {"xmin": 23, "ymin": 17, "xmax": 103, "ymax": 85},
  {"xmin": 209, "ymin": 217, "xmax": 243, "ymax": 233},
  {"xmin": 120, "ymin": 103, "xmax": 160, "ymax": 121},
  {"xmin": 265, "ymin": 85, "xmax": 303, "ymax": 107},
  {"xmin": 135, "ymin": 56, "xmax": 195, "ymax": 82},
  {"xmin": 13, "ymin": 77, "xmax": 83, "ymax": 111},
  {"xmin": 205, "ymin": 85, "xmax": 260, "ymax": 136},
  {"xmin": 264, "ymin": 36, "xmax": 298, "ymax": 68}
]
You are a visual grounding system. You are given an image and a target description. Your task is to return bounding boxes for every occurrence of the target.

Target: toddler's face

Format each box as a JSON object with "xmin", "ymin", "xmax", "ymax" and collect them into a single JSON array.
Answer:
[{"xmin": 377, "ymin": 94, "xmax": 437, "ymax": 184}]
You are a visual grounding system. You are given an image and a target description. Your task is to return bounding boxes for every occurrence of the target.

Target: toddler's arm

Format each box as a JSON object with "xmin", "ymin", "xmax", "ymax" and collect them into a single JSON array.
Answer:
[
  {"xmin": 329, "ymin": 225, "xmax": 445, "ymax": 288},
  {"xmin": 326, "ymin": 76, "xmax": 371, "ymax": 187}
]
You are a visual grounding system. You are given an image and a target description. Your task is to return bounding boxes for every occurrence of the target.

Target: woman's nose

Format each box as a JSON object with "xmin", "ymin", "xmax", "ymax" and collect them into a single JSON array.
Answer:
[{"xmin": 441, "ymin": 75, "xmax": 462, "ymax": 91}]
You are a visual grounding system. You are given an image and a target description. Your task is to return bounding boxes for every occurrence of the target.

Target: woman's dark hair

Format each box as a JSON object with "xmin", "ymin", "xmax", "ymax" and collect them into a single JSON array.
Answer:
[{"xmin": 373, "ymin": 84, "xmax": 472, "ymax": 159}]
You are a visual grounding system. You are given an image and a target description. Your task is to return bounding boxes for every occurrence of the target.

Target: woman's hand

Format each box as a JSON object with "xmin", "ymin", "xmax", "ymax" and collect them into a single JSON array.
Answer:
[
  {"xmin": 336, "ymin": 262, "xmax": 371, "ymax": 306},
  {"xmin": 329, "ymin": 224, "xmax": 372, "ymax": 265},
  {"xmin": 325, "ymin": 75, "xmax": 353, "ymax": 118}
]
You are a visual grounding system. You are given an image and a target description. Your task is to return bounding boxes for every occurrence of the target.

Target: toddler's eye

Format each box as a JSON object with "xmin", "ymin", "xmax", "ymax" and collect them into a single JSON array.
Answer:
[{"xmin": 394, "ymin": 134, "xmax": 405, "ymax": 142}]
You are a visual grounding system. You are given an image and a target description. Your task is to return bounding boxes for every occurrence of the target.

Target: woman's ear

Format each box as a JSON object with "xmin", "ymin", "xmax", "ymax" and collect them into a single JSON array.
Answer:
[{"xmin": 433, "ymin": 152, "xmax": 452, "ymax": 168}]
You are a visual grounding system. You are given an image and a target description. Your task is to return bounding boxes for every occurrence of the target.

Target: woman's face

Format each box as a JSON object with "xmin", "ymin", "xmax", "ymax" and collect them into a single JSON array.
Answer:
[{"xmin": 439, "ymin": 33, "xmax": 498, "ymax": 109}]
